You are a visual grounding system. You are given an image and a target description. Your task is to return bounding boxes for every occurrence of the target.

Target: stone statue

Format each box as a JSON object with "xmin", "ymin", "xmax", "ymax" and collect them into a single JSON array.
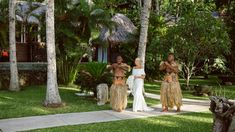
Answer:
[
  {"xmin": 97, "ymin": 83, "xmax": 109, "ymax": 106},
  {"xmin": 209, "ymin": 96, "xmax": 235, "ymax": 132}
]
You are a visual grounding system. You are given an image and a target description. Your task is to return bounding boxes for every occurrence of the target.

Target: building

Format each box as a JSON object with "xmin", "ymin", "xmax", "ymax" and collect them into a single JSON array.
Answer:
[{"xmin": 92, "ymin": 13, "xmax": 138, "ymax": 63}]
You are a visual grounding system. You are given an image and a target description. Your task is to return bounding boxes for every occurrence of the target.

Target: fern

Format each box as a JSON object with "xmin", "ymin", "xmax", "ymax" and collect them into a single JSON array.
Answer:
[{"xmin": 79, "ymin": 62, "xmax": 112, "ymax": 97}]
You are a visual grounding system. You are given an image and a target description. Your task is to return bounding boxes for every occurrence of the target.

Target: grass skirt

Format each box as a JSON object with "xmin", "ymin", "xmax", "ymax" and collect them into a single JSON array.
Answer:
[
  {"xmin": 160, "ymin": 81, "xmax": 182, "ymax": 108},
  {"xmin": 110, "ymin": 84, "xmax": 128, "ymax": 111}
]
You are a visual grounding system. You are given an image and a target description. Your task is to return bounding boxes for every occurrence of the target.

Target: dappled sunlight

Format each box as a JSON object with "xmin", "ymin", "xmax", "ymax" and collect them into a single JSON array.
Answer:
[
  {"xmin": 33, "ymin": 112, "xmax": 213, "ymax": 132},
  {"xmin": 31, "ymin": 107, "xmax": 50, "ymax": 114},
  {"xmin": 179, "ymin": 76, "xmax": 219, "ymax": 86},
  {"xmin": 0, "ymin": 0, "xmax": 233, "ymax": 131},
  {"xmin": 145, "ymin": 89, "xmax": 160, "ymax": 94},
  {"xmin": 163, "ymin": 113, "xmax": 212, "ymax": 124},
  {"xmin": 0, "ymin": 86, "xmax": 111, "ymax": 119},
  {"xmin": 144, "ymin": 83, "xmax": 160, "ymax": 87},
  {"xmin": 59, "ymin": 87, "xmax": 80, "ymax": 92},
  {"xmin": 0, "ymin": 95, "xmax": 14, "ymax": 100},
  {"xmin": 0, "ymin": 101, "xmax": 7, "ymax": 105},
  {"xmin": 138, "ymin": 117, "xmax": 180, "ymax": 128},
  {"xmin": 144, "ymin": 77, "xmax": 235, "ymax": 100}
]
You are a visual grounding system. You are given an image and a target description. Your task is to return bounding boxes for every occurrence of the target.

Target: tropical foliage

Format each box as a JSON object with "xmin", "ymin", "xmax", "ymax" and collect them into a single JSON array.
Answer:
[
  {"xmin": 157, "ymin": 4, "xmax": 231, "ymax": 86},
  {"xmin": 57, "ymin": 42, "xmax": 87, "ymax": 85},
  {"xmin": 79, "ymin": 62, "xmax": 112, "ymax": 97},
  {"xmin": 0, "ymin": 0, "xmax": 234, "ymax": 92},
  {"xmin": 0, "ymin": 0, "xmax": 8, "ymax": 48},
  {"xmin": 53, "ymin": 0, "xmax": 113, "ymax": 86}
]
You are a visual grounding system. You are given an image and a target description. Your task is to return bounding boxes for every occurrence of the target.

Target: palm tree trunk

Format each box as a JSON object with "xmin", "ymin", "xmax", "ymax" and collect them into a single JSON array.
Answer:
[
  {"xmin": 9, "ymin": 0, "xmax": 19, "ymax": 91},
  {"xmin": 138, "ymin": 0, "xmax": 152, "ymax": 67},
  {"xmin": 137, "ymin": 0, "xmax": 142, "ymax": 8},
  {"xmin": 44, "ymin": 0, "xmax": 62, "ymax": 106},
  {"xmin": 155, "ymin": 0, "xmax": 160, "ymax": 15}
]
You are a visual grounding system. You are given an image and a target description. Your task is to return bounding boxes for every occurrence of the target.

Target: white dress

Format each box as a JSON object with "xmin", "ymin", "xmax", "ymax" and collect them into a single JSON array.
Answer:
[{"xmin": 132, "ymin": 68, "xmax": 151, "ymax": 112}]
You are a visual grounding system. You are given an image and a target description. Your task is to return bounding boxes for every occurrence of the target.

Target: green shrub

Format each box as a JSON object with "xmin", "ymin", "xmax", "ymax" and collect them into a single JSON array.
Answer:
[
  {"xmin": 57, "ymin": 59, "xmax": 81, "ymax": 86},
  {"xmin": 193, "ymin": 85, "xmax": 213, "ymax": 96},
  {"xmin": 0, "ymin": 72, "xmax": 9, "ymax": 90},
  {"xmin": 78, "ymin": 62, "xmax": 112, "ymax": 97}
]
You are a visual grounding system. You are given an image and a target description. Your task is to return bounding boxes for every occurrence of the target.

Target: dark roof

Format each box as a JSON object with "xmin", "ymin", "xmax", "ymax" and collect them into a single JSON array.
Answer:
[
  {"xmin": 96, "ymin": 13, "xmax": 137, "ymax": 46},
  {"xmin": 16, "ymin": 1, "xmax": 46, "ymax": 24}
]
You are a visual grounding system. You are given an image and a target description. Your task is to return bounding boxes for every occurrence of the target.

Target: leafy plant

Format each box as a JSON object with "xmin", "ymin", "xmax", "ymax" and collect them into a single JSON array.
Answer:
[
  {"xmin": 158, "ymin": 4, "xmax": 231, "ymax": 86},
  {"xmin": 57, "ymin": 58, "xmax": 81, "ymax": 86},
  {"xmin": 212, "ymin": 57, "xmax": 231, "ymax": 74},
  {"xmin": 0, "ymin": 72, "xmax": 10, "ymax": 90},
  {"xmin": 0, "ymin": 0, "xmax": 9, "ymax": 48},
  {"xmin": 145, "ymin": 13, "xmax": 168, "ymax": 80},
  {"xmin": 201, "ymin": 56, "xmax": 231, "ymax": 78},
  {"xmin": 57, "ymin": 30, "xmax": 88, "ymax": 86},
  {"xmin": 54, "ymin": 0, "xmax": 115, "ymax": 86},
  {"xmin": 78, "ymin": 62, "xmax": 112, "ymax": 97}
]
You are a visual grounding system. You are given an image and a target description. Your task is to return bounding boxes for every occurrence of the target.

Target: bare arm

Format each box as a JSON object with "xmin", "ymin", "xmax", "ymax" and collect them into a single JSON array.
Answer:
[
  {"xmin": 120, "ymin": 63, "xmax": 131, "ymax": 72},
  {"xmin": 135, "ymin": 75, "xmax": 145, "ymax": 79},
  {"xmin": 106, "ymin": 65, "xmax": 112, "ymax": 69},
  {"xmin": 165, "ymin": 62, "xmax": 179, "ymax": 73},
  {"xmin": 107, "ymin": 64, "xmax": 117, "ymax": 72},
  {"xmin": 159, "ymin": 62, "xmax": 166, "ymax": 71}
]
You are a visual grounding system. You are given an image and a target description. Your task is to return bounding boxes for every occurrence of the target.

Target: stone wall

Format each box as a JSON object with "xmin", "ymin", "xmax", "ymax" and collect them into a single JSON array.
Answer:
[{"xmin": 0, "ymin": 71, "xmax": 46, "ymax": 89}]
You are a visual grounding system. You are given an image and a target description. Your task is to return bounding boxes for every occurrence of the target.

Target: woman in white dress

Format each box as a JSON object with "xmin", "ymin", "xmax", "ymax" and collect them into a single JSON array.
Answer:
[{"xmin": 132, "ymin": 58, "xmax": 150, "ymax": 112}]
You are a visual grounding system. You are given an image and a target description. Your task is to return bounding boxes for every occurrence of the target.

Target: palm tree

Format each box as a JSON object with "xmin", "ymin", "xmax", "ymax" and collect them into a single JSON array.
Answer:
[
  {"xmin": 0, "ymin": 0, "xmax": 9, "ymax": 48},
  {"xmin": 44, "ymin": 0, "xmax": 62, "ymax": 106},
  {"xmin": 9, "ymin": 0, "xmax": 20, "ymax": 91},
  {"xmin": 55, "ymin": 0, "xmax": 112, "ymax": 85},
  {"xmin": 138, "ymin": 0, "xmax": 152, "ymax": 67},
  {"xmin": 155, "ymin": 0, "xmax": 160, "ymax": 15}
]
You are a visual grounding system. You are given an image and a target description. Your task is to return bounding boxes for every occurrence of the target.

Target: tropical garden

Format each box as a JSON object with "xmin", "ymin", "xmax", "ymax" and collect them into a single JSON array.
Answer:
[{"xmin": 0, "ymin": 0, "xmax": 235, "ymax": 131}]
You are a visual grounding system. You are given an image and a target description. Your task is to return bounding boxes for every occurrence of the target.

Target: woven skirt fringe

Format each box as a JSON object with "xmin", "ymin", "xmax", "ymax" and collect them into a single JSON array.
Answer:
[
  {"xmin": 110, "ymin": 84, "xmax": 128, "ymax": 111},
  {"xmin": 160, "ymin": 81, "xmax": 182, "ymax": 108}
]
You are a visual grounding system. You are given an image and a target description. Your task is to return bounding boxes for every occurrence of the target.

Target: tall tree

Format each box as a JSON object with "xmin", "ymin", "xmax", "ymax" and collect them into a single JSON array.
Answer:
[
  {"xmin": 44, "ymin": 0, "xmax": 62, "ymax": 106},
  {"xmin": 155, "ymin": 0, "xmax": 160, "ymax": 15},
  {"xmin": 138, "ymin": 0, "xmax": 152, "ymax": 67},
  {"xmin": 9, "ymin": 0, "xmax": 19, "ymax": 91},
  {"xmin": 160, "ymin": 8, "xmax": 231, "ymax": 86}
]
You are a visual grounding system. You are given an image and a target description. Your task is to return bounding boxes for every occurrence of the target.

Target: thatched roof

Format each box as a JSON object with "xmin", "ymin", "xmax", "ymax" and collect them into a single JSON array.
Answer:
[
  {"xmin": 15, "ymin": 0, "xmax": 94, "ymax": 25},
  {"xmin": 97, "ymin": 13, "xmax": 137, "ymax": 46},
  {"xmin": 16, "ymin": 1, "xmax": 46, "ymax": 24}
]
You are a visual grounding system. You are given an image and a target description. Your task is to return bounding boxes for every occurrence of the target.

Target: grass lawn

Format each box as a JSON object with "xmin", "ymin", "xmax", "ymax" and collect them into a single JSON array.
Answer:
[
  {"xmin": 30, "ymin": 112, "xmax": 212, "ymax": 132},
  {"xmin": 145, "ymin": 76, "xmax": 235, "ymax": 100},
  {"xmin": 0, "ymin": 86, "xmax": 158, "ymax": 119}
]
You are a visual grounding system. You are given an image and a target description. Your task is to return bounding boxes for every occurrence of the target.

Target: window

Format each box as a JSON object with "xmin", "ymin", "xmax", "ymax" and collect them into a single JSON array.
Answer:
[{"xmin": 98, "ymin": 46, "xmax": 107, "ymax": 63}]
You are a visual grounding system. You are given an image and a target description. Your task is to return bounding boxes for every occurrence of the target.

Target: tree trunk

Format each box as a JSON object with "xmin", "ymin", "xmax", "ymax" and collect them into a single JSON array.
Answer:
[
  {"xmin": 138, "ymin": 0, "xmax": 152, "ymax": 67},
  {"xmin": 186, "ymin": 74, "xmax": 190, "ymax": 87},
  {"xmin": 175, "ymin": 0, "xmax": 180, "ymax": 18},
  {"xmin": 138, "ymin": 0, "xmax": 142, "ymax": 8},
  {"xmin": 184, "ymin": 65, "xmax": 191, "ymax": 87},
  {"xmin": 9, "ymin": 0, "xmax": 19, "ymax": 91},
  {"xmin": 204, "ymin": 74, "xmax": 209, "ymax": 79},
  {"xmin": 44, "ymin": 0, "xmax": 62, "ymax": 106},
  {"xmin": 155, "ymin": 0, "xmax": 160, "ymax": 15}
]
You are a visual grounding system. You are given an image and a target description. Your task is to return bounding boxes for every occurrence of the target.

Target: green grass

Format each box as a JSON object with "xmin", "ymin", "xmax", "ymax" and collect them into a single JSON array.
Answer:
[
  {"xmin": 0, "ymin": 86, "xmax": 158, "ymax": 119},
  {"xmin": 128, "ymin": 96, "xmax": 159, "ymax": 107},
  {"xmin": 30, "ymin": 112, "xmax": 213, "ymax": 132},
  {"xmin": 145, "ymin": 76, "xmax": 235, "ymax": 100},
  {"xmin": 0, "ymin": 86, "xmax": 110, "ymax": 119}
]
